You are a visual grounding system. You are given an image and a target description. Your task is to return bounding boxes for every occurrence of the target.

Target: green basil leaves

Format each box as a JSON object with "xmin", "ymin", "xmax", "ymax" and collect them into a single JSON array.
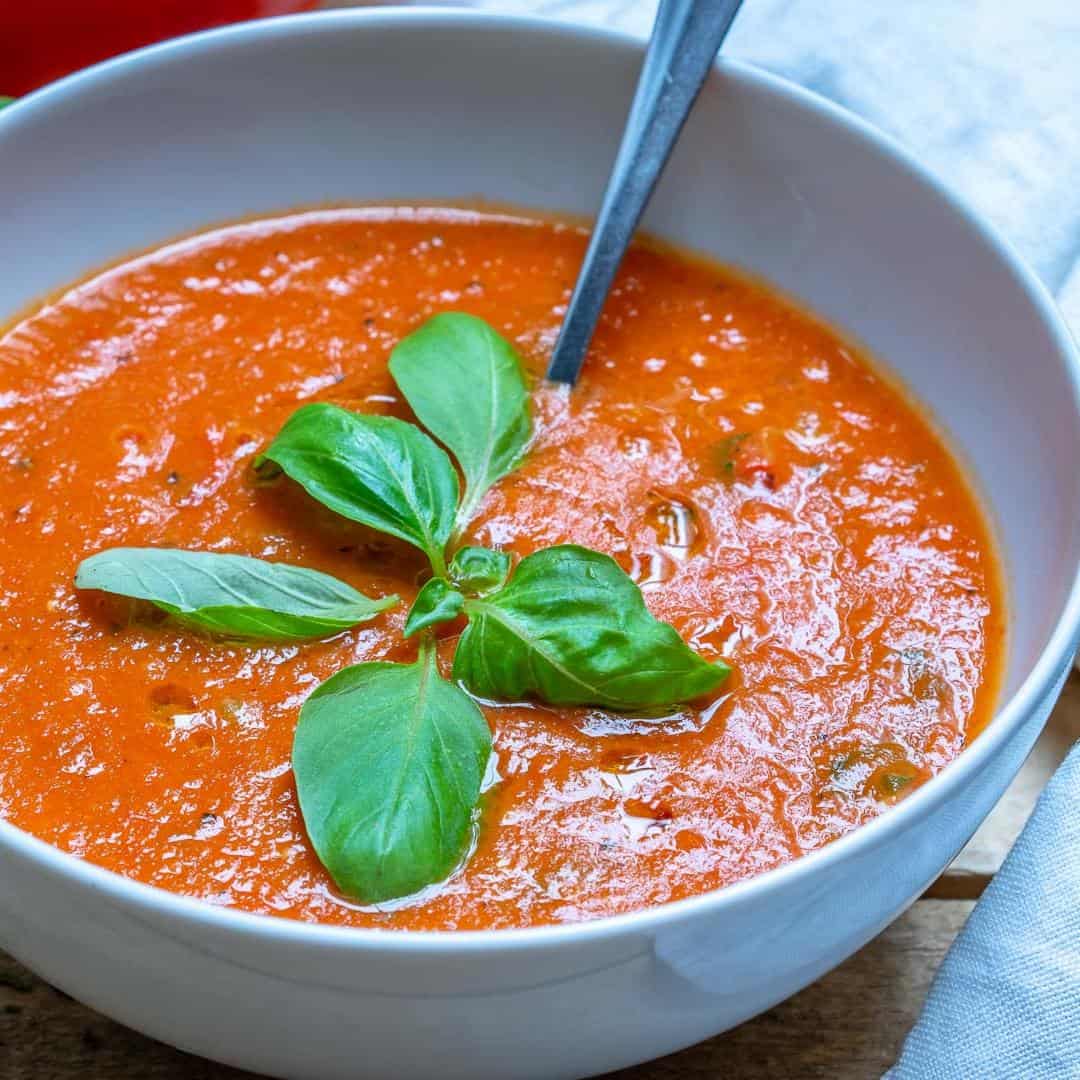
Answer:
[
  {"xmin": 76, "ymin": 313, "xmax": 735, "ymax": 905},
  {"xmin": 255, "ymin": 315, "xmax": 530, "ymax": 579},
  {"xmin": 455, "ymin": 546, "xmax": 728, "ymax": 709},
  {"xmin": 390, "ymin": 313, "xmax": 531, "ymax": 528},
  {"xmin": 292, "ymin": 645, "xmax": 491, "ymax": 903},
  {"xmin": 255, "ymin": 405, "xmax": 459, "ymax": 575},
  {"xmin": 404, "ymin": 577, "xmax": 465, "ymax": 638},
  {"xmin": 449, "ymin": 545, "xmax": 511, "ymax": 596},
  {"xmin": 75, "ymin": 548, "xmax": 395, "ymax": 641}
]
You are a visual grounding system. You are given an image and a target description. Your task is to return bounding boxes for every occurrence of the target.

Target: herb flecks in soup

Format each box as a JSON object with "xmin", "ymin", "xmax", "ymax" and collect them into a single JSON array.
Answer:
[{"xmin": 0, "ymin": 208, "xmax": 1003, "ymax": 929}]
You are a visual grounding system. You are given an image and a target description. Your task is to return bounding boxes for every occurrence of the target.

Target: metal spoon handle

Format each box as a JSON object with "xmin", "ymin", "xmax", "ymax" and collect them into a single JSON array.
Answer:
[{"xmin": 546, "ymin": 0, "xmax": 744, "ymax": 385}]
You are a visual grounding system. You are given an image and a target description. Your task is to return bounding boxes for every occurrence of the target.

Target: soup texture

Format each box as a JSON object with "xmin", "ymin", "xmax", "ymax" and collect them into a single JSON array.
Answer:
[{"xmin": 0, "ymin": 208, "xmax": 1002, "ymax": 929}]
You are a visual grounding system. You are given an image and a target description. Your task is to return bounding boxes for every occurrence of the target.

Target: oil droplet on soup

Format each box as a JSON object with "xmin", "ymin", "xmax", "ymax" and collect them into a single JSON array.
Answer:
[{"xmin": 0, "ymin": 208, "xmax": 1003, "ymax": 930}]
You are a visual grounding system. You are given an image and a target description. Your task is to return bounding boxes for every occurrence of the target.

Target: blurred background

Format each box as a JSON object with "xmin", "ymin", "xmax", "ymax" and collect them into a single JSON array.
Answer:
[{"xmin": 2, "ymin": 0, "xmax": 320, "ymax": 96}]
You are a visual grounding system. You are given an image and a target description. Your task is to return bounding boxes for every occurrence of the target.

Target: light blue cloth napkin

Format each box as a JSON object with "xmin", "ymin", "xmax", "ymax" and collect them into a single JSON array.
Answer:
[
  {"xmin": 474, "ymin": 1, "xmax": 1080, "ymax": 1073},
  {"xmin": 888, "ymin": 741, "xmax": 1080, "ymax": 1078}
]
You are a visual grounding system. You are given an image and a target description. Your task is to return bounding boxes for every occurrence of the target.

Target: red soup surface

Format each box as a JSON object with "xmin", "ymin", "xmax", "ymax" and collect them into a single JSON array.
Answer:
[{"xmin": 0, "ymin": 208, "xmax": 1003, "ymax": 930}]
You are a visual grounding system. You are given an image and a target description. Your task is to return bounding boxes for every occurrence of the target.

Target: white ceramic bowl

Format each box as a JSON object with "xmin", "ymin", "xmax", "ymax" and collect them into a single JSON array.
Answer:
[{"xmin": 2, "ymin": 10, "xmax": 1079, "ymax": 1079}]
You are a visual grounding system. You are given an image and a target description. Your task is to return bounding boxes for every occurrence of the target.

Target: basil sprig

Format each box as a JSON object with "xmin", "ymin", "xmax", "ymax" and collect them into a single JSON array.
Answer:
[
  {"xmin": 292, "ymin": 642, "xmax": 490, "ymax": 903},
  {"xmin": 75, "ymin": 548, "xmax": 395, "ymax": 641},
  {"xmin": 454, "ymin": 546, "xmax": 728, "ymax": 709},
  {"xmin": 75, "ymin": 313, "xmax": 732, "ymax": 905}
]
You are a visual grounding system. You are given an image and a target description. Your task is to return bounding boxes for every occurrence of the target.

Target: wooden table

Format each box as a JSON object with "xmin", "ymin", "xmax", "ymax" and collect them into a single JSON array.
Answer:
[{"xmin": 3, "ymin": 674, "xmax": 1077, "ymax": 1078}]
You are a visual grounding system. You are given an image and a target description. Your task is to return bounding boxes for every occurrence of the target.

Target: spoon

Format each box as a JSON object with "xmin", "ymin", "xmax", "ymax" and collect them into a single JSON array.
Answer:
[{"xmin": 545, "ymin": 0, "xmax": 745, "ymax": 385}]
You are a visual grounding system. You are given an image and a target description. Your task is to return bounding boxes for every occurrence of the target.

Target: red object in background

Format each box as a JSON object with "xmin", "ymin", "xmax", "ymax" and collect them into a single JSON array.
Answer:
[{"xmin": 1, "ymin": 0, "xmax": 320, "ymax": 96}]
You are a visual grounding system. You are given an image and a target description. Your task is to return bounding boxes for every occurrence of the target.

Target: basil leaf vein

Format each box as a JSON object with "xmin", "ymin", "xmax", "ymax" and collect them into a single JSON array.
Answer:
[
  {"xmin": 389, "ymin": 313, "xmax": 531, "ymax": 529},
  {"xmin": 293, "ymin": 646, "xmax": 491, "ymax": 903},
  {"xmin": 453, "ymin": 544, "xmax": 729, "ymax": 709},
  {"xmin": 403, "ymin": 577, "xmax": 465, "ymax": 638},
  {"xmin": 75, "ymin": 547, "xmax": 395, "ymax": 641},
  {"xmin": 255, "ymin": 403, "xmax": 459, "ymax": 574}
]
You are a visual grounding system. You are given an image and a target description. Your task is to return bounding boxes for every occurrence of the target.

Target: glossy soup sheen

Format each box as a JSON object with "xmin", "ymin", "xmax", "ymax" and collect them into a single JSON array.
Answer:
[{"xmin": 0, "ymin": 209, "xmax": 1004, "ymax": 930}]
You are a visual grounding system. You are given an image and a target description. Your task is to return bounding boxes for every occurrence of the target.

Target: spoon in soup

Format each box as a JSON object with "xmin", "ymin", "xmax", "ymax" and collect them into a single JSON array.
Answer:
[{"xmin": 546, "ymin": 0, "xmax": 745, "ymax": 386}]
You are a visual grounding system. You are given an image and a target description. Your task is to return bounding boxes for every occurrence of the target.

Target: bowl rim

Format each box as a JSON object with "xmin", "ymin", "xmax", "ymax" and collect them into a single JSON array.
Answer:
[{"xmin": 2, "ymin": 4, "xmax": 1079, "ymax": 957}]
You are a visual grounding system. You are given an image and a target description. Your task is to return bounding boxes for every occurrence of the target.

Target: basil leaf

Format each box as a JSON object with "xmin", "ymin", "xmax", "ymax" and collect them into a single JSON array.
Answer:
[
  {"xmin": 403, "ymin": 578, "xmax": 464, "ymax": 638},
  {"xmin": 389, "ymin": 313, "xmax": 531, "ymax": 527},
  {"xmin": 449, "ymin": 545, "xmax": 511, "ymax": 596},
  {"xmin": 453, "ymin": 545, "xmax": 728, "ymax": 709},
  {"xmin": 75, "ymin": 548, "xmax": 395, "ymax": 641},
  {"xmin": 255, "ymin": 403, "xmax": 458, "ymax": 574},
  {"xmin": 0, "ymin": 97, "xmax": 13, "ymax": 110},
  {"xmin": 293, "ymin": 648, "xmax": 491, "ymax": 903}
]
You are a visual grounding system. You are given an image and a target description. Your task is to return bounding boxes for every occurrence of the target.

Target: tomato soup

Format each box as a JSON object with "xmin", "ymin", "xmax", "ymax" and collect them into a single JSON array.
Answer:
[{"xmin": 0, "ymin": 208, "xmax": 1003, "ymax": 929}]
